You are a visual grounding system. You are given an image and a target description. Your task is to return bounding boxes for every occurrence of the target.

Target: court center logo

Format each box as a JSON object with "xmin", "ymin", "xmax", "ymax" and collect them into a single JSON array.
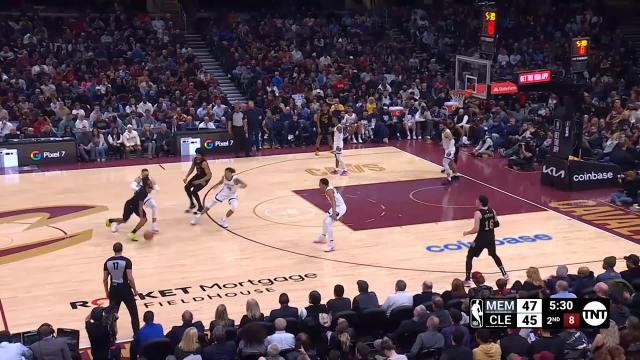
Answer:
[
  {"xmin": 582, "ymin": 300, "xmax": 608, "ymax": 327},
  {"xmin": 204, "ymin": 140, "xmax": 215, "ymax": 149},
  {"xmin": 0, "ymin": 205, "xmax": 107, "ymax": 265},
  {"xmin": 30, "ymin": 150, "xmax": 42, "ymax": 161}
]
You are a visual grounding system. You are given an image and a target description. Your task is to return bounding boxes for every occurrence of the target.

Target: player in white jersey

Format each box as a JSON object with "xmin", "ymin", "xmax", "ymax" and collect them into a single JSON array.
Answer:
[
  {"xmin": 342, "ymin": 108, "xmax": 361, "ymax": 143},
  {"xmin": 191, "ymin": 167, "xmax": 247, "ymax": 228},
  {"xmin": 330, "ymin": 124, "xmax": 347, "ymax": 176},
  {"xmin": 130, "ymin": 168, "xmax": 160, "ymax": 233},
  {"xmin": 441, "ymin": 123, "xmax": 456, "ymax": 185},
  {"xmin": 313, "ymin": 178, "xmax": 347, "ymax": 252}
]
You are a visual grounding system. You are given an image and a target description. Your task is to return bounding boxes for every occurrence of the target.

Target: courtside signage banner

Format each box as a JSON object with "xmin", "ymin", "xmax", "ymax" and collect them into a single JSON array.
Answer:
[
  {"xmin": 426, "ymin": 234, "xmax": 552, "ymax": 253},
  {"xmin": 518, "ymin": 70, "xmax": 551, "ymax": 85}
]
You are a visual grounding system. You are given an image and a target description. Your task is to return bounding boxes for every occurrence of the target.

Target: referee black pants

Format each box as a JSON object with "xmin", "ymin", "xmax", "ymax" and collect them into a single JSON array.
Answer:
[
  {"xmin": 232, "ymin": 125, "xmax": 250, "ymax": 156},
  {"xmin": 108, "ymin": 285, "xmax": 140, "ymax": 334}
]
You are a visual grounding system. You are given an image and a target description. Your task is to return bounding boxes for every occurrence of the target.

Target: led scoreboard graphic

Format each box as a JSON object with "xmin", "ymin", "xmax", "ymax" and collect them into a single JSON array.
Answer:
[
  {"xmin": 479, "ymin": 9, "xmax": 497, "ymax": 56},
  {"xmin": 571, "ymin": 37, "xmax": 590, "ymax": 72},
  {"xmin": 470, "ymin": 298, "xmax": 609, "ymax": 329}
]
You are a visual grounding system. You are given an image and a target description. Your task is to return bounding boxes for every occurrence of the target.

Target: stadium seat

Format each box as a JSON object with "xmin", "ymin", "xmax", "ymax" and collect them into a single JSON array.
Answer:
[
  {"xmin": 255, "ymin": 321, "xmax": 276, "ymax": 335},
  {"xmin": 139, "ymin": 338, "xmax": 172, "ymax": 360},
  {"xmin": 332, "ymin": 310, "xmax": 358, "ymax": 328},
  {"xmin": 284, "ymin": 317, "xmax": 300, "ymax": 335},
  {"xmin": 416, "ymin": 348, "xmax": 441, "ymax": 360},
  {"xmin": 387, "ymin": 305, "xmax": 413, "ymax": 331},
  {"xmin": 445, "ymin": 299, "xmax": 462, "ymax": 311},
  {"xmin": 357, "ymin": 308, "xmax": 387, "ymax": 340},
  {"xmin": 225, "ymin": 326, "xmax": 238, "ymax": 342}
]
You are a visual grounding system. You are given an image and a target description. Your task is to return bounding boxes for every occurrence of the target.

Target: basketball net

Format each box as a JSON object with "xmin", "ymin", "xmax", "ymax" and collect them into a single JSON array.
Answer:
[{"xmin": 445, "ymin": 90, "xmax": 472, "ymax": 114}]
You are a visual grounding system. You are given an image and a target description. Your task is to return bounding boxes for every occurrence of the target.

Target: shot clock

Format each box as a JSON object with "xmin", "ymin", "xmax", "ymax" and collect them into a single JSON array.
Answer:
[
  {"xmin": 479, "ymin": 9, "xmax": 497, "ymax": 56},
  {"xmin": 470, "ymin": 298, "xmax": 609, "ymax": 329},
  {"xmin": 570, "ymin": 36, "xmax": 590, "ymax": 73}
]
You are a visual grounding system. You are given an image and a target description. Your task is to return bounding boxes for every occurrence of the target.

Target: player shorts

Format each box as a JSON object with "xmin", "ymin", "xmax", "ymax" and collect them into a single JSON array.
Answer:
[
  {"xmin": 320, "ymin": 124, "xmax": 331, "ymax": 136},
  {"xmin": 327, "ymin": 205, "xmax": 347, "ymax": 220},
  {"xmin": 468, "ymin": 237, "xmax": 497, "ymax": 258},
  {"xmin": 214, "ymin": 191, "xmax": 239, "ymax": 210},
  {"xmin": 188, "ymin": 173, "xmax": 210, "ymax": 187},
  {"xmin": 123, "ymin": 199, "xmax": 146, "ymax": 222}
]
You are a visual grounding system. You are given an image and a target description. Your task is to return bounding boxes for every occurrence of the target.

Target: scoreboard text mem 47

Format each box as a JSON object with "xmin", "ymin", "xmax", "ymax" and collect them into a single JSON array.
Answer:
[{"xmin": 470, "ymin": 298, "xmax": 609, "ymax": 329}]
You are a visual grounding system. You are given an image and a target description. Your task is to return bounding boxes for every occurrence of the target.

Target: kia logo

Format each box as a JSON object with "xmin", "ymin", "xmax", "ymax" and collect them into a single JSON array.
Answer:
[{"xmin": 542, "ymin": 165, "xmax": 566, "ymax": 179}]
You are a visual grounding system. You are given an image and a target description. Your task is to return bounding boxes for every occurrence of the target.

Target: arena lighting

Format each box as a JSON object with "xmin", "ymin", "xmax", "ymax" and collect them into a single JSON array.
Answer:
[{"xmin": 517, "ymin": 70, "xmax": 552, "ymax": 85}]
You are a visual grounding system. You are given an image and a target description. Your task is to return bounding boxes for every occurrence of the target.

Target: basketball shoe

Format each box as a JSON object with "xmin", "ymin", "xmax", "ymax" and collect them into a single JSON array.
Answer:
[
  {"xmin": 314, "ymin": 234, "xmax": 327, "ymax": 244},
  {"xmin": 220, "ymin": 217, "xmax": 229, "ymax": 228},
  {"xmin": 128, "ymin": 232, "xmax": 138, "ymax": 241},
  {"xmin": 324, "ymin": 240, "xmax": 335, "ymax": 252}
]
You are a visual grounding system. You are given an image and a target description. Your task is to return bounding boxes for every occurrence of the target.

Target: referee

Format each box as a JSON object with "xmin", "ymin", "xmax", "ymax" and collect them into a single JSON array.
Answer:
[
  {"xmin": 230, "ymin": 105, "xmax": 250, "ymax": 157},
  {"xmin": 103, "ymin": 242, "xmax": 140, "ymax": 335}
]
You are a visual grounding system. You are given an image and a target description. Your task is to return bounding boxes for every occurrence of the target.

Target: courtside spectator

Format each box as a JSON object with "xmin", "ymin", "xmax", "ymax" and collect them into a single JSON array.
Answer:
[
  {"xmin": 409, "ymin": 316, "xmax": 444, "ymax": 357},
  {"xmin": 30, "ymin": 323, "xmax": 72, "ymax": 360},
  {"xmin": 413, "ymin": 281, "xmax": 438, "ymax": 307},
  {"xmin": 77, "ymin": 126, "xmax": 96, "ymax": 162},
  {"xmin": 521, "ymin": 267, "xmax": 545, "ymax": 292},
  {"xmin": 558, "ymin": 327, "xmax": 589, "ymax": 359},
  {"xmin": 530, "ymin": 329, "xmax": 564, "ymax": 359},
  {"xmin": 166, "ymin": 311, "xmax": 206, "ymax": 349},
  {"xmin": 591, "ymin": 320, "xmax": 625, "ymax": 359},
  {"xmin": 429, "ymin": 296, "xmax": 452, "ymax": 328},
  {"xmin": 595, "ymin": 282, "xmax": 610, "ymax": 298},
  {"xmin": 138, "ymin": 310, "xmax": 164, "ymax": 347},
  {"xmin": 266, "ymin": 318, "xmax": 295, "ymax": 350},
  {"xmin": 107, "ymin": 127, "xmax": 124, "ymax": 159},
  {"xmin": 381, "ymin": 280, "xmax": 413, "ymax": 315},
  {"xmin": 390, "ymin": 305, "xmax": 427, "ymax": 343},
  {"xmin": 266, "ymin": 344, "xmax": 285, "ymax": 360},
  {"xmin": 441, "ymin": 279, "xmax": 468, "ymax": 304},
  {"xmin": 469, "ymin": 272, "xmax": 494, "ymax": 299},
  {"xmin": 550, "ymin": 281, "xmax": 577, "ymax": 299},
  {"xmin": 352, "ymin": 280, "xmax": 379, "ymax": 312},
  {"xmin": 203, "ymin": 326, "xmax": 236, "ymax": 360},
  {"xmin": 441, "ymin": 328, "xmax": 473, "ymax": 360},
  {"xmin": 382, "ymin": 337, "xmax": 407, "ymax": 360},
  {"xmin": 473, "ymin": 329, "xmax": 501, "ymax": 360},
  {"xmin": 355, "ymin": 342, "xmax": 370, "ymax": 360},
  {"xmin": 572, "ymin": 267, "xmax": 596, "ymax": 296},
  {"xmin": 238, "ymin": 322, "xmax": 268, "ymax": 357},
  {"xmin": 441, "ymin": 309, "xmax": 470, "ymax": 348},
  {"xmin": 327, "ymin": 284, "xmax": 351, "ymax": 315},
  {"xmin": 622, "ymin": 254, "xmax": 640, "ymax": 284},
  {"xmin": 156, "ymin": 124, "xmax": 174, "ymax": 157},
  {"xmin": 0, "ymin": 330, "xmax": 32, "ymax": 360},
  {"xmin": 174, "ymin": 327, "xmax": 202, "ymax": 360},
  {"xmin": 210, "ymin": 304, "xmax": 235, "ymax": 334},
  {"xmin": 545, "ymin": 265, "xmax": 571, "ymax": 295},
  {"xmin": 269, "ymin": 293, "xmax": 299, "ymax": 320},
  {"xmin": 597, "ymin": 256, "xmax": 622, "ymax": 282},
  {"xmin": 498, "ymin": 328, "xmax": 529, "ymax": 360},
  {"xmin": 494, "ymin": 278, "xmax": 511, "ymax": 297},
  {"xmin": 123, "ymin": 125, "xmax": 141, "ymax": 159},
  {"xmin": 240, "ymin": 298, "xmax": 265, "ymax": 328},
  {"xmin": 300, "ymin": 290, "xmax": 329, "ymax": 326},
  {"xmin": 85, "ymin": 307, "xmax": 117, "ymax": 360}
]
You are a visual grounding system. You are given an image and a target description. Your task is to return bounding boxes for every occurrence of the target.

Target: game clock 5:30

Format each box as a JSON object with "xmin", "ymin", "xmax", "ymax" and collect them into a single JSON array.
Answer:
[{"xmin": 548, "ymin": 299, "xmax": 574, "ymax": 311}]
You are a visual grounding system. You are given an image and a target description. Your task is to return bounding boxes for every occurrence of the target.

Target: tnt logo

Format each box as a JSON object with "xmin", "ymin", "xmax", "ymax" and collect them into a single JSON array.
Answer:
[
  {"xmin": 204, "ymin": 139, "xmax": 214, "ymax": 149},
  {"xmin": 582, "ymin": 300, "xmax": 608, "ymax": 327},
  {"xmin": 30, "ymin": 150, "xmax": 42, "ymax": 160}
]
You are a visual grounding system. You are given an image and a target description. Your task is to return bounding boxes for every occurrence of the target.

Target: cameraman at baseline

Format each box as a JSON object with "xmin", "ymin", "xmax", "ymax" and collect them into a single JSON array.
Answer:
[
  {"xmin": 611, "ymin": 170, "xmax": 640, "ymax": 208},
  {"xmin": 86, "ymin": 306, "xmax": 119, "ymax": 360},
  {"xmin": 506, "ymin": 138, "xmax": 535, "ymax": 171}
]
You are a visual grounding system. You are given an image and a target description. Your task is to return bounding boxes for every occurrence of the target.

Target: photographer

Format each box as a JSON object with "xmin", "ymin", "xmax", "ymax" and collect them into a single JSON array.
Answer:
[
  {"xmin": 507, "ymin": 139, "xmax": 535, "ymax": 171},
  {"xmin": 611, "ymin": 171, "xmax": 640, "ymax": 207},
  {"xmin": 85, "ymin": 306, "xmax": 120, "ymax": 360}
]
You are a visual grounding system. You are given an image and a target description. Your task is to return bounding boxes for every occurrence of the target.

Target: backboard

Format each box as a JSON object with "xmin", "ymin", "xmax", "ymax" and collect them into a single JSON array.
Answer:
[{"xmin": 455, "ymin": 55, "xmax": 491, "ymax": 99}]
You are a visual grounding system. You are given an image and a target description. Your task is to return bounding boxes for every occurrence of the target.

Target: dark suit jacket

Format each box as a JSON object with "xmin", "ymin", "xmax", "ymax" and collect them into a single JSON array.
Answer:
[
  {"xmin": 413, "ymin": 291, "xmax": 439, "ymax": 308},
  {"xmin": 352, "ymin": 292, "xmax": 379, "ymax": 312},
  {"xmin": 391, "ymin": 319, "xmax": 427, "ymax": 341},
  {"xmin": 269, "ymin": 306, "xmax": 299, "ymax": 320},
  {"xmin": 166, "ymin": 321, "xmax": 206, "ymax": 348},
  {"xmin": 327, "ymin": 297, "xmax": 352, "ymax": 315},
  {"xmin": 31, "ymin": 337, "xmax": 72, "ymax": 360}
]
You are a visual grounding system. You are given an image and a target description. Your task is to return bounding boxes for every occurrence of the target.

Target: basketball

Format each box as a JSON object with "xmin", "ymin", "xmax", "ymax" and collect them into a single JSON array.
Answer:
[{"xmin": 143, "ymin": 230, "xmax": 154, "ymax": 241}]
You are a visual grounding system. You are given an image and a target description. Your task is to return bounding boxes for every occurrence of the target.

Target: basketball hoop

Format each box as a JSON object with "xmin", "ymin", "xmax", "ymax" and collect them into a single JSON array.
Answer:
[{"xmin": 445, "ymin": 90, "xmax": 472, "ymax": 114}]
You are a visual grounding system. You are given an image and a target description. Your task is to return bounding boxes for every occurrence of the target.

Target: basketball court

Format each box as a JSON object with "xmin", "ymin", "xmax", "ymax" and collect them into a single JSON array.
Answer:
[{"xmin": 0, "ymin": 146, "xmax": 638, "ymax": 346}]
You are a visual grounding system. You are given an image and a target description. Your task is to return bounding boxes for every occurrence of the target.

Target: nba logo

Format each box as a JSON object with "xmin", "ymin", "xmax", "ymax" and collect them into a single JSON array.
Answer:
[{"xmin": 470, "ymin": 299, "xmax": 484, "ymax": 328}]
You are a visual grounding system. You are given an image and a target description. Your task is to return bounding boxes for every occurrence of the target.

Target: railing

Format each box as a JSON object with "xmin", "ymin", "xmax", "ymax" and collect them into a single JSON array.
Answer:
[{"xmin": 178, "ymin": 0, "xmax": 188, "ymax": 33}]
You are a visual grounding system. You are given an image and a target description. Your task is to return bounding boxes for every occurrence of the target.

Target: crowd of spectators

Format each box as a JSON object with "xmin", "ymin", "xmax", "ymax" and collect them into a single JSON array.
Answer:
[
  {"xmin": 6, "ymin": 255, "xmax": 640, "ymax": 360},
  {"xmin": 0, "ymin": 11, "xmax": 238, "ymax": 161},
  {"xmin": 200, "ymin": 1, "xmax": 640, "ymax": 174}
]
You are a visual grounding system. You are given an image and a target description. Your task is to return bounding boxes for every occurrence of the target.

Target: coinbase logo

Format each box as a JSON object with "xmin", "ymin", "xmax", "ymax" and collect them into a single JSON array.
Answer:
[
  {"xmin": 30, "ymin": 151, "xmax": 42, "ymax": 161},
  {"xmin": 204, "ymin": 140, "xmax": 214, "ymax": 149},
  {"xmin": 425, "ymin": 234, "xmax": 553, "ymax": 253}
]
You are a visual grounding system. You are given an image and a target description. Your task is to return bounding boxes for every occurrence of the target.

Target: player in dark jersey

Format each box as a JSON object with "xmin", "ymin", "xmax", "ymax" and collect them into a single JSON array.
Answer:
[
  {"xmin": 105, "ymin": 177, "xmax": 153, "ymax": 241},
  {"xmin": 315, "ymin": 103, "xmax": 334, "ymax": 156},
  {"xmin": 462, "ymin": 195, "xmax": 508, "ymax": 286},
  {"xmin": 183, "ymin": 147, "xmax": 212, "ymax": 213},
  {"xmin": 103, "ymin": 242, "xmax": 140, "ymax": 339}
]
